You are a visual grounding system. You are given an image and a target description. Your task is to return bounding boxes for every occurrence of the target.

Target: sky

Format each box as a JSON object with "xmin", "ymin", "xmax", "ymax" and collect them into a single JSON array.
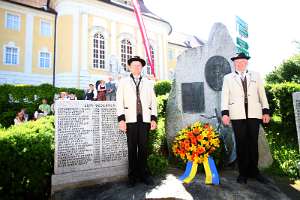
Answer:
[{"xmin": 144, "ymin": 0, "xmax": 300, "ymax": 77}]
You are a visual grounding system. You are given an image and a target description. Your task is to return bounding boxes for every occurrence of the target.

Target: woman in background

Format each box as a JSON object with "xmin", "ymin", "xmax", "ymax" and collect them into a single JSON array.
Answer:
[{"xmin": 97, "ymin": 80, "xmax": 106, "ymax": 101}]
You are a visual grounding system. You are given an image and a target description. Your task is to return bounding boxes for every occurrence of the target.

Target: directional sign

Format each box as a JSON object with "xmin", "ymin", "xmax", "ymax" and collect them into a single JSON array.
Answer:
[
  {"xmin": 236, "ymin": 16, "xmax": 248, "ymax": 30},
  {"xmin": 236, "ymin": 46, "xmax": 249, "ymax": 57},
  {"xmin": 235, "ymin": 16, "xmax": 249, "ymax": 55},
  {"xmin": 237, "ymin": 25, "xmax": 248, "ymax": 38},
  {"xmin": 236, "ymin": 37, "xmax": 249, "ymax": 50}
]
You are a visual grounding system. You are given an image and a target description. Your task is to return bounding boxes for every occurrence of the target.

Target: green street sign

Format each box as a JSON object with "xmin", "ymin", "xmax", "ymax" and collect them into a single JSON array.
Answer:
[
  {"xmin": 238, "ymin": 25, "xmax": 248, "ymax": 38},
  {"xmin": 236, "ymin": 46, "xmax": 249, "ymax": 56},
  {"xmin": 236, "ymin": 37, "xmax": 249, "ymax": 50},
  {"xmin": 236, "ymin": 16, "xmax": 248, "ymax": 30}
]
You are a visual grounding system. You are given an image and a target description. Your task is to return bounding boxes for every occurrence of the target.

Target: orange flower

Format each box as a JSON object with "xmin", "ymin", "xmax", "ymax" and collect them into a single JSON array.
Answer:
[
  {"xmin": 191, "ymin": 137, "xmax": 197, "ymax": 145},
  {"xmin": 193, "ymin": 128, "xmax": 199, "ymax": 134},
  {"xmin": 197, "ymin": 135, "xmax": 204, "ymax": 141},
  {"xmin": 197, "ymin": 146, "xmax": 205, "ymax": 154}
]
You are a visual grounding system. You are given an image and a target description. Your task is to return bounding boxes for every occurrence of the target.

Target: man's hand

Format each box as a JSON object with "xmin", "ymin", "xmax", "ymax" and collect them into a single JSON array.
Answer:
[
  {"xmin": 222, "ymin": 115, "xmax": 230, "ymax": 126},
  {"xmin": 119, "ymin": 120, "xmax": 127, "ymax": 132},
  {"xmin": 150, "ymin": 120, "xmax": 157, "ymax": 130},
  {"xmin": 262, "ymin": 114, "xmax": 270, "ymax": 124}
]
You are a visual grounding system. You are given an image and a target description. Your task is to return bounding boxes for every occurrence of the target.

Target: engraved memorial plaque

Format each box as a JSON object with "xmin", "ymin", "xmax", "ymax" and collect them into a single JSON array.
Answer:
[
  {"xmin": 54, "ymin": 101, "xmax": 128, "ymax": 174},
  {"xmin": 181, "ymin": 82, "xmax": 204, "ymax": 113},
  {"xmin": 205, "ymin": 56, "xmax": 231, "ymax": 91},
  {"xmin": 292, "ymin": 92, "xmax": 300, "ymax": 153}
]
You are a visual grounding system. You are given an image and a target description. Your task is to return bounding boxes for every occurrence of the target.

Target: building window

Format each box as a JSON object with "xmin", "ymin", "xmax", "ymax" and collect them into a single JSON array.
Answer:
[
  {"xmin": 121, "ymin": 39, "xmax": 132, "ymax": 71},
  {"xmin": 4, "ymin": 46, "xmax": 19, "ymax": 65},
  {"xmin": 39, "ymin": 52, "xmax": 50, "ymax": 68},
  {"xmin": 5, "ymin": 13, "xmax": 20, "ymax": 31},
  {"xmin": 93, "ymin": 33, "xmax": 105, "ymax": 69},
  {"xmin": 41, "ymin": 21, "xmax": 51, "ymax": 37},
  {"xmin": 146, "ymin": 46, "xmax": 155, "ymax": 75}
]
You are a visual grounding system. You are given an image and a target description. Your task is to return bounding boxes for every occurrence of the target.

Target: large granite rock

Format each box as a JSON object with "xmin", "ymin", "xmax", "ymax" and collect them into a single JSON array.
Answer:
[
  {"xmin": 166, "ymin": 23, "xmax": 236, "ymax": 164},
  {"xmin": 258, "ymin": 126, "xmax": 274, "ymax": 169},
  {"xmin": 166, "ymin": 22, "xmax": 273, "ymax": 168}
]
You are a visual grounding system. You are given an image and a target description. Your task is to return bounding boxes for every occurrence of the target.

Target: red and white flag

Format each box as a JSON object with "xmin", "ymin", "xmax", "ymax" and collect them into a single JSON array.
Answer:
[{"xmin": 132, "ymin": 0, "xmax": 155, "ymax": 77}]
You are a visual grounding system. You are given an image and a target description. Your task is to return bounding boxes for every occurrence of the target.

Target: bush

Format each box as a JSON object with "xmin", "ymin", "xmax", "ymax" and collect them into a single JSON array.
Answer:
[
  {"xmin": 154, "ymin": 80, "xmax": 172, "ymax": 96},
  {"xmin": 265, "ymin": 82, "xmax": 300, "ymax": 139},
  {"xmin": 157, "ymin": 94, "xmax": 169, "ymax": 118},
  {"xmin": 0, "ymin": 84, "xmax": 84, "ymax": 127},
  {"xmin": 265, "ymin": 119, "xmax": 300, "ymax": 179},
  {"xmin": 148, "ymin": 117, "xmax": 168, "ymax": 156},
  {"xmin": 0, "ymin": 116, "xmax": 54, "ymax": 200},
  {"xmin": 147, "ymin": 94, "xmax": 169, "ymax": 174},
  {"xmin": 147, "ymin": 154, "xmax": 169, "ymax": 176}
]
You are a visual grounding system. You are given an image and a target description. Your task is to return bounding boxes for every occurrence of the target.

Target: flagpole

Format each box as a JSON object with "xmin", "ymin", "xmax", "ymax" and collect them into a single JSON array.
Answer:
[{"xmin": 132, "ymin": 0, "xmax": 155, "ymax": 77}]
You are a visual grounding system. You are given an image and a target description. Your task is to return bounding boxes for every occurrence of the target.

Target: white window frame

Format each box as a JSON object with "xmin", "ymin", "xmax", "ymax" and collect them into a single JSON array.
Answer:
[
  {"xmin": 93, "ymin": 32, "xmax": 106, "ymax": 69},
  {"xmin": 40, "ymin": 20, "xmax": 51, "ymax": 37},
  {"xmin": 5, "ymin": 12, "xmax": 20, "ymax": 31},
  {"xmin": 38, "ymin": 50, "xmax": 51, "ymax": 69},
  {"xmin": 3, "ymin": 42, "xmax": 19, "ymax": 65},
  {"xmin": 120, "ymin": 38, "xmax": 133, "ymax": 72},
  {"xmin": 144, "ymin": 45, "xmax": 156, "ymax": 75}
]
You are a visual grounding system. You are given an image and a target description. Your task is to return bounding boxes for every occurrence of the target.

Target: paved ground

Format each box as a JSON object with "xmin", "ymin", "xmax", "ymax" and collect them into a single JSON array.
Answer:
[{"xmin": 53, "ymin": 168, "xmax": 297, "ymax": 200}]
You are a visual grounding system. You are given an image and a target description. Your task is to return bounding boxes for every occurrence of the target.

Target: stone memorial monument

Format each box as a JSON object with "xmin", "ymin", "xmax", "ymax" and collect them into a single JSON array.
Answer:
[
  {"xmin": 52, "ymin": 100, "xmax": 128, "ymax": 193},
  {"xmin": 166, "ymin": 22, "xmax": 273, "ymax": 168},
  {"xmin": 292, "ymin": 92, "xmax": 300, "ymax": 173}
]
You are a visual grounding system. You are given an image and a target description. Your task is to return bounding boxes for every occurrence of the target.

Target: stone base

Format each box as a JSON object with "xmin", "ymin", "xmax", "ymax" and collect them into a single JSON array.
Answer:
[
  {"xmin": 51, "ymin": 164, "xmax": 128, "ymax": 194},
  {"xmin": 258, "ymin": 126, "xmax": 273, "ymax": 169}
]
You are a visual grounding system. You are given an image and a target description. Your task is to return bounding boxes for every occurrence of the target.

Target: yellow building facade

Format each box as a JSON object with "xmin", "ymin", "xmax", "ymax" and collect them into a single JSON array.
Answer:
[
  {"xmin": 0, "ymin": 0, "xmax": 173, "ymax": 88},
  {"xmin": 0, "ymin": 0, "xmax": 55, "ymax": 84},
  {"xmin": 0, "ymin": 0, "xmax": 205, "ymax": 88}
]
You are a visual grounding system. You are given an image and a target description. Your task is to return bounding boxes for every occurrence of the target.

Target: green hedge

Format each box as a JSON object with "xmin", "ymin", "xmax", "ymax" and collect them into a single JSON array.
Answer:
[
  {"xmin": 265, "ymin": 118, "xmax": 300, "ymax": 179},
  {"xmin": 265, "ymin": 82, "xmax": 300, "ymax": 139},
  {"xmin": 0, "ymin": 116, "xmax": 54, "ymax": 200},
  {"xmin": 154, "ymin": 80, "xmax": 172, "ymax": 96},
  {"xmin": 0, "ymin": 84, "xmax": 84, "ymax": 128}
]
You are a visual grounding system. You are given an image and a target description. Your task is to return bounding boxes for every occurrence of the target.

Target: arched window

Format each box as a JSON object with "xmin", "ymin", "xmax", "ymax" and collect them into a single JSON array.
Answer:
[
  {"xmin": 146, "ymin": 46, "xmax": 155, "ymax": 75},
  {"xmin": 121, "ymin": 39, "xmax": 132, "ymax": 71},
  {"xmin": 93, "ymin": 33, "xmax": 105, "ymax": 69}
]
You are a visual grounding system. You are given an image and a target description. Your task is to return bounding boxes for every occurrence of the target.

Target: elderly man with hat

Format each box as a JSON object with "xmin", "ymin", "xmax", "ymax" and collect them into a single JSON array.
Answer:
[
  {"xmin": 221, "ymin": 52, "xmax": 270, "ymax": 184},
  {"xmin": 116, "ymin": 56, "xmax": 157, "ymax": 187}
]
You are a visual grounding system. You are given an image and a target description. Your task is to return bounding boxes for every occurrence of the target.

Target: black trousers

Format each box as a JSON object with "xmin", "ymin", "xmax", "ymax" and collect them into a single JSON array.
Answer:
[
  {"xmin": 231, "ymin": 118, "xmax": 260, "ymax": 177},
  {"xmin": 126, "ymin": 119, "xmax": 150, "ymax": 180}
]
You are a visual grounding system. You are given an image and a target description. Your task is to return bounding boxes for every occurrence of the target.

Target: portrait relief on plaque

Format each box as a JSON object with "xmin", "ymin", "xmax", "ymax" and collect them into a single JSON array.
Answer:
[{"xmin": 205, "ymin": 56, "xmax": 231, "ymax": 91}]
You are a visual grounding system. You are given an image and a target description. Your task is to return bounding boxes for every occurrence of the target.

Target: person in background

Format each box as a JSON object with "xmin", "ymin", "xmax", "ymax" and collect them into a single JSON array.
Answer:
[
  {"xmin": 85, "ymin": 84, "xmax": 97, "ymax": 100},
  {"xmin": 97, "ymin": 80, "xmax": 106, "ymax": 101},
  {"xmin": 59, "ymin": 92, "xmax": 69, "ymax": 100},
  {"xmin": 69, "ymin": 93, "xmax": 77, "ymax": 100},
  {"xmin": 14, "ymin": 111, "xmax": 25, "ymax": 125},
  {"xmin": 35, "ymin": 98, "xmax": 51, "ymax": 119},
  {"xmin": 221, "ymin": 52, "xmax": 270, "ymax": 184},
  {"xmin": 20, "ymin": 108, "xmax": 29, "ymax": 121},
  {"xmin": 105, "ymin": 76, "xmax": 117, "ymax": 101}
]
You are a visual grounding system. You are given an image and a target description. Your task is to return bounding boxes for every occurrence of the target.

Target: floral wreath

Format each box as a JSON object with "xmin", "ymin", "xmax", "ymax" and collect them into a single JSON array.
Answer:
[{"xmin": 172, "ymin": 121, "xmax": 220, "ymax": 164}]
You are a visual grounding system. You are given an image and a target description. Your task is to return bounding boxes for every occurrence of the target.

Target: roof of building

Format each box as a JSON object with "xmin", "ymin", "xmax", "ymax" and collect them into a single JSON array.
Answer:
[
  {"xmin": 168, "ymin": 31, "xmax": 206, "ymax": 48},
  {"xmin": 3, "ymin": 0, "xmax": 172, "ymax": 34},
  {"xmin": 101, "ymin": 0, "xmax": 172, "ymax": 34},
  {"xmin": 3, "ymin": 0, "xmax": 56, "ymax": 13}
]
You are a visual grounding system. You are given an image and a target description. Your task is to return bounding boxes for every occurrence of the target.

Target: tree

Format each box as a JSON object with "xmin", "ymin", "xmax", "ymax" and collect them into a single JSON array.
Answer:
[{"xmin": 266, "ymin": 54, "xmax": 300, "ymax": 84}]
